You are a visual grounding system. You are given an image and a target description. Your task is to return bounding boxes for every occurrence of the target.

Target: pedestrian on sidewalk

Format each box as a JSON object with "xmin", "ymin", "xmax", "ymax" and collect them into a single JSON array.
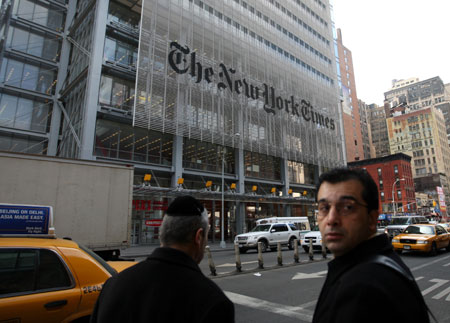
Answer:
[
  {"xmin": 91, "ymin": 195, "xmax": 234, "ymax": 323},
  {"xmin": 312, "ymin": 168, "xmax": 431, "ymax": 323}
]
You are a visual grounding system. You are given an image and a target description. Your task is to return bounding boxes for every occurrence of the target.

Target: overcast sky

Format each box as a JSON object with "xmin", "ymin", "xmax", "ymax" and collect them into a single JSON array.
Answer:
[{"xmin": 332, "ymin": 0, "xmax": 450, "ymax": 105}]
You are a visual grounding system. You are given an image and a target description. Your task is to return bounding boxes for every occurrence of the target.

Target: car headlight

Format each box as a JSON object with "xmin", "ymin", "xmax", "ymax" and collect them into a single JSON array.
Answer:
[
  {"xmin": 417, "ymin": 240, "xmax": 429, "ymax": 244},
  {"xmin": 392, "ymin": 239, "xmax": 399, "ymax": 243}
]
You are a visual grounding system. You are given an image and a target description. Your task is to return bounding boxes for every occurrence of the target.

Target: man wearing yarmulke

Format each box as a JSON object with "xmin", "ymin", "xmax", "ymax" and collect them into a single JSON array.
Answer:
[{"xmin": 91, "ymin": 195, "xmax": 235, "ymax": 323}]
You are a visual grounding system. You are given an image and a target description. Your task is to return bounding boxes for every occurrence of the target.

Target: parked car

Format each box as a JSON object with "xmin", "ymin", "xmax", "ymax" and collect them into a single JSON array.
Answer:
[
  {"xmin": 235, "ymin": 223, "xmax": 301, "ymax": 253},
  {"xmin": 391, "ymin": 224, "xmax": 450, "ymax": 256},
  {"xmin": 256, "ymin": 217, "xmax": 311, "ymax": 239},
  {"xmin": 300, "ymin": 225, "xmax": 328, "ymax": 253}
]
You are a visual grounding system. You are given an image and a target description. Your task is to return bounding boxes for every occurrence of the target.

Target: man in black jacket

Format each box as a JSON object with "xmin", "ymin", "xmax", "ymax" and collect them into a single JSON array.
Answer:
[
  {"xmin": 91, "ymin": 195, "xmax": 234, "ymax": 323},
  {"xmin": 312, "ymin": 168, "xmax": 430, "ymax": 323}
]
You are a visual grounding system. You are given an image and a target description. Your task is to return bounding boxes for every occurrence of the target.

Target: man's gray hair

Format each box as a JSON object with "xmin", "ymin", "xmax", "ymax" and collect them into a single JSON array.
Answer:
[{"xmin": 160, "ymin": 211, "xmax": 208, "ymax": 246}]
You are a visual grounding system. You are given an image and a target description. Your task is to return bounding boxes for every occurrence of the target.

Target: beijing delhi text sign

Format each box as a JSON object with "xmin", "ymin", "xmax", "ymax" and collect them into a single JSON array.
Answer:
[{"xmin": 0, "ymin": 204, "xmax": 52, "ymax": 235}]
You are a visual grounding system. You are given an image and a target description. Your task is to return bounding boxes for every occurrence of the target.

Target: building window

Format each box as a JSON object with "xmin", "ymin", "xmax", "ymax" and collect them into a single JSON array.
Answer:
[
  {"xmin": 99, "ymin": 75, "xmax": 135, "ymax": 112},
  {"xmin": 95, "ymin": 119, "xmax": 173, "ymax": 165},
  {"xmin": 183, "ymin": 138, "xmax": 235, "ymax": 174},
  {"xmin": 0, "ymin": 58, "xmax": 57, "ymax": 95},
  {"xmin": 0, "ymin": 93, "xmax": 50, "ymax": 133},
  {"xmin": 245, "ymin": 151, "xmax": 281, "ymax": 181},
  {"xmin": 13, "ymin": 0, "xmax": 65, "ymax": 31}
]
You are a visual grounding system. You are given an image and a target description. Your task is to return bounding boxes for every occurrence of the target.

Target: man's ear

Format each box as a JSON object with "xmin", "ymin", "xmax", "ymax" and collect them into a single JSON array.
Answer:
[
  {"xmin": 194, "ymin": 228, "xmax": 204, "ymax": 246},
  {"xmin": 368, "ymin": 210, "xmax": 379, "ymax": 230}
]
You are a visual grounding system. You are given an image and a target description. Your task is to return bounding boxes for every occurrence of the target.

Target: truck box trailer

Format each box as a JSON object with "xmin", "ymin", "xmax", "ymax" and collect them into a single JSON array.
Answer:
[{"xmin": 0, "ymin": 151, "xmax": 133, "ymax": 260}]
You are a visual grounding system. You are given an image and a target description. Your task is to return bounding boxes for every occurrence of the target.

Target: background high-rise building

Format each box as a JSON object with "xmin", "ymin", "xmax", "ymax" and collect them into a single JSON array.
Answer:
[
  {"xmin": 367, "ymin": 103, "xmax": 391, "ymax": 157},
  {"xmin": 385, "ymin": 76, "xmax": 450, "ymax": 148},
  {"xmin": 358, "ymin": 99, "xmax": 374, "ymax": 160},
  {"xmin": 386, "ymin": 105, "xmax": 450, "ymax": 210},
  {"xmin": 335, "ymin": 28, "xmax": 364, "ymax": 161}
]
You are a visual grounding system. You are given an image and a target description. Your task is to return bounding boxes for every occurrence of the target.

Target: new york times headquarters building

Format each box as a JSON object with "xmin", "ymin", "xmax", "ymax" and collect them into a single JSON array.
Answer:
[{"xmin": 0, "ymin": 0, "xmax": 345, "ymax": 245}]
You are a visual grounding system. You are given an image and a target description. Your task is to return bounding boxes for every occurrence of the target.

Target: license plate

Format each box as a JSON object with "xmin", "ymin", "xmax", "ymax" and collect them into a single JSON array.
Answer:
[{"xmin": 403, "ymin": 245, "xmax": 411, "ymax": 250}]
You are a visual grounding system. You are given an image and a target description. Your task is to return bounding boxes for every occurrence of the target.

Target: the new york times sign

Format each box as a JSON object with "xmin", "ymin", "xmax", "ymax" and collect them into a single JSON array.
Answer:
[{"xmin": 168, "ymin": 41, "xmax": 336, "ymax": 131}]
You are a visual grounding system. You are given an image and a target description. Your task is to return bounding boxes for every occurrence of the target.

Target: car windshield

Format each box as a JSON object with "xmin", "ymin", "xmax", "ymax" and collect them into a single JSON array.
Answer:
[
  {"xmin": 404, "ymin": 225, "xmax": 435, "ymax": 235},
  {"xmin": 391, "ymin": 218, "xmax": 409, "ymax": 225},
  {"xmin": 250, "ymin": 225, "xmax": 271, "ymax": 232}
]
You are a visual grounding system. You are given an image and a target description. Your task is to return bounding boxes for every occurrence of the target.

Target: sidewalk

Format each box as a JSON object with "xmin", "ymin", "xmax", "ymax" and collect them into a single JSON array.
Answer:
[{"xmin": 120, "ymin": 241, "xmax": 235, "ymax": 258}]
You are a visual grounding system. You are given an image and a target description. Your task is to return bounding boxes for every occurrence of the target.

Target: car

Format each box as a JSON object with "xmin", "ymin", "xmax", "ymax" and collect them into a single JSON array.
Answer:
[
  {"xmin": 300, "ymin": 225, "xmax": 328, "ymax": 253},
  {"xmin": 392, "ymin": 224, "xmax": 450, "ymax": 256},
  {"xmin": 384, "ymin": 215, "xmax": 428, "ymax": 239},
  {"xmin": 234, "ymin": 223, "xmax": 301, "ymax": 253},
  {"xmin": 0, "ymin": 236, "xmax": 137, "ymax": 323},
  {"xmin": 255, "ymin": 217, "xmax": 311, "ymax": 239},
  {"xmin": 0, "ymin": 205, "xmax": 136, "ymax": 323}
]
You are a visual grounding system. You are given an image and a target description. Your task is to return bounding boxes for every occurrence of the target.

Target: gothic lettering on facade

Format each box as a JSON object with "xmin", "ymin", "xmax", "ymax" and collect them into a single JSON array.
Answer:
[{"xmin": 168, "ymin": 41, "xmax": 335, "ymax": 131}]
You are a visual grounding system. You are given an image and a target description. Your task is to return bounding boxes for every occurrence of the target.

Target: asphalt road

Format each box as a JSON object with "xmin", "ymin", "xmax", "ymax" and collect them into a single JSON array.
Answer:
[{"xmin": 201, "ymin": 248, "xmax": 450, "ymax": 323}]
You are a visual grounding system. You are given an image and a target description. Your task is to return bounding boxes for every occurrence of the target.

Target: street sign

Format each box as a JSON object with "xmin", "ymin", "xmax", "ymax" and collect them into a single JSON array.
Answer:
[{"xmin": 0, "ymin": 204, "xmax": 53, "ymax": 235}]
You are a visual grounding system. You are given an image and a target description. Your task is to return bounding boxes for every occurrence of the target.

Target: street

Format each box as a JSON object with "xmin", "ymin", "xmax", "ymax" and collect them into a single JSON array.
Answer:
[{"xmin": 198, "ymin": 248, "xmax": 450, "ymax": 323}]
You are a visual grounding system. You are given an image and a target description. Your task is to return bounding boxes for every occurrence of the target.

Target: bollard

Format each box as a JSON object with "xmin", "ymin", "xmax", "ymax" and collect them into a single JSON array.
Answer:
[
  {"xmin": 205, "ymin": 246, "xmax": 216, "ymax": 276},
  {"xmin": 257, "ymin": 241, "xmax": 264, "ymax": 269},
  {"xmin": 234, "ymin": 242, "xmax": 242, "ymax": 272},
  {"xmin": 293, "ymin": 239, "xmax": 299, "ymax": 263},
  {"xmin": 277, "ymin": 242, "xmax": 283, "ymax": 266},
  {"xmin": 308, "ymin": 239, "xmax": 314, "ymax": 261},
  {"xmin": 321, "ymin": 241, "xmax": 327, "ymax": 259}
]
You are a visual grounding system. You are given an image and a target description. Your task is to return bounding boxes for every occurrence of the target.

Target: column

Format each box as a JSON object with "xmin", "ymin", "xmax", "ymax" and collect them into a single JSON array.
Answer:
[{"xmin": 80, "ymin": 0, "xmax": 109, "ymax": 159}]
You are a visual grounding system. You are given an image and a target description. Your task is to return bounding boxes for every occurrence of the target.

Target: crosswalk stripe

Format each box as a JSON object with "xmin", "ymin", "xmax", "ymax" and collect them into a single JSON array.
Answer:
[{"xmin": 225, "ymin": 291, "xmax": 313, "ymax": 322}]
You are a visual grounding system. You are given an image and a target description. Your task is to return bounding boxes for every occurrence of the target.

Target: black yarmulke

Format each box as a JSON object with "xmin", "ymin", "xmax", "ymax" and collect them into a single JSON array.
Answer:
[{"xmin": 166, "ymin": 196, "xmax": 204, "ymax": 216}]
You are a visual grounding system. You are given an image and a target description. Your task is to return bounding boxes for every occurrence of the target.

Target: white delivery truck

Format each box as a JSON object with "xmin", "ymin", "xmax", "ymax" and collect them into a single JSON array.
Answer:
[
  {"xmin": 256, "ymin": 217, "xmax": 311, "ymax": 239},
  {"xmin": 0, "ymin": 151, "xmax": 133, "ymax": 260}
]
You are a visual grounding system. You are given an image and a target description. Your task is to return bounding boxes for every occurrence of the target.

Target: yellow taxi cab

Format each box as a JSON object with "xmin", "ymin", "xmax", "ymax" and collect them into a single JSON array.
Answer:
[
  {"xmin": 392, "ymin": 223, "xmax": 450, "ymax": 256},
  {"xmin": 0, "ymin": 204, "xmax": 136, "ymax": 323}
]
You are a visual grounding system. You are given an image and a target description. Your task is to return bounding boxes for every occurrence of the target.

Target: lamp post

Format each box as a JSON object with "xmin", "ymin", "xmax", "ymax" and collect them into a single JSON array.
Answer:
[
  {"xmin": 392, "ymin": 178, "xmax": 405, "ymax": 216},
  {"xmin": 220, "ymin": 147, "xmax": 226, "ymax": 249}
]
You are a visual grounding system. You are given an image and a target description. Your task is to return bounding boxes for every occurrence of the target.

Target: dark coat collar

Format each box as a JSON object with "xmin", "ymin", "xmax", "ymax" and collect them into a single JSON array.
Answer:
[
  {"xmin": 147, "ymin": 247, "xmax": 202, "ymax": 273},
  {"xmin": 327, "ymin": 234, "xmax": 393, "ymax": 284}
]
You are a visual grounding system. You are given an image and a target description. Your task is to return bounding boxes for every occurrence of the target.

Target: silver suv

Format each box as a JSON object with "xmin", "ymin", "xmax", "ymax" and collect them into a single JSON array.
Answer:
[{"xmin": 384, "ymin": 216, "xmax": 428, "ymax": 239}]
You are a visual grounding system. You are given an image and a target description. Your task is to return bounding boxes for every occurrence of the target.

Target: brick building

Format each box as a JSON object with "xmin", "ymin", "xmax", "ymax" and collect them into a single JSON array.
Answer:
[{"xmin": 348, "ymin": 153, "xmax": 416, "ymax": 215}]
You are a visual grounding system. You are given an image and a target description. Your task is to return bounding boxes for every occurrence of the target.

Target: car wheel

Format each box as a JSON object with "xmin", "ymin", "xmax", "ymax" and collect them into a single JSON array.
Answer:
[
  {"xmin": 239, "ymin": 247, "xmax": 247, "ymax": 254},
  {"xmin": 429, "ymin": 242, "xmax": 437, "ymax": 256},
  {"xmin": 446, "ymin": 242, "xmax": 450, "ymax": 252},
  {"xmin": 260, "ymin": 240, "xmax": 269, "ymax": 252},
  {"xmin": 396, "ymin": 249, "xmax": 403, "ymax": 255},
  {"xmin": 303, "ymin": 246, "xmax": 309, "ymax": 253},
  {"xmin": 288, "ymin": 237, "xmax": 296, "ymax": 250}
]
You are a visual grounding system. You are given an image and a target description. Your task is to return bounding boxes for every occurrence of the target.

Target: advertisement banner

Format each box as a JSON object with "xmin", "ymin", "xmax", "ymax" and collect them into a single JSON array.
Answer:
[
  {"xmin": 0, "ymin": 204, "xmax": 52, "ymax": 235},
  {"xmin": 436, "ymin": 186, "xmax": 447, "ymax": 214}
]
